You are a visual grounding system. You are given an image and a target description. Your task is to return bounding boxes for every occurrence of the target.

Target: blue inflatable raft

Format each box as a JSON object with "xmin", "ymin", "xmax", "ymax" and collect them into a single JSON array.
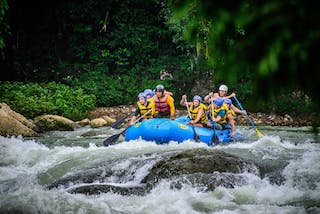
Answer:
[{"xmin": 125, "ymin": 116, "xmax": 243, "ymax": 145}]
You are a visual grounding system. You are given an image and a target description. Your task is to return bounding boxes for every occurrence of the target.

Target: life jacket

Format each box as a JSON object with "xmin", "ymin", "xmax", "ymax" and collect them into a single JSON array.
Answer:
[
  {"xmin": 208, "ymin": 103, "xmax": 229, "ymax": 125},
  {"xmin": 190, "ymin": 103, "xmax": 208, "ymax": 125},
  {"xmin": 137, "ymin": 101, "xmax": 153, "ymax": 119},
  {"xmin": 154, "ymin": 95, "xmax": 170, "ymax": 115}
]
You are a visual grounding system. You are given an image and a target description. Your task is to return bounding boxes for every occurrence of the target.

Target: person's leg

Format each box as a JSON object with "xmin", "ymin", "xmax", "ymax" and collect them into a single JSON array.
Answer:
[{"xmin": 227, "ymin": 113, "xmax": 235, "ymax": 137}]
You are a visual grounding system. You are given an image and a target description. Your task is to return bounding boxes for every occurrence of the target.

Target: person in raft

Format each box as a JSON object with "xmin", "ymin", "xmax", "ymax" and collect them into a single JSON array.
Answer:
[
  {"xmin": 153, "ymin": 84, "xmax": 175, "ymax": 120},
  {"xmin": 143, "ymin": 89, "xmax": 155, "ymax": 101},
  {"xmin": 204, "ymin": 84, "xmax": 246, "ymax": 137},
  {"xmin": 180, "ymin": 94, "xmax": 209, "ymax": 127},
  {"xmin": 130, "ymin": 92, "xmax": 155, "ymax": 125},
  {"xmin": 207, "ymin": 97, "xmax": 230, "ymax": 131}
]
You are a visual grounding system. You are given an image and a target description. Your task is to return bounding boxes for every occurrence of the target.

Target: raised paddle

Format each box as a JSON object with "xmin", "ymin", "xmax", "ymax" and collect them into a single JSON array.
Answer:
[
  {"xmin": 103, "ymin": 109, "xmax": 152, "ymax": 146},
  {"xmin": 210, "ymin": 99, "xmax": 219, "ymax": 145},
  {"xmin": 110, "ymin": 111, "xmax": 135, "ymax": 129},
  {"xmin": 184, "ymin": 98, "xmax": 200, "ymax": 142},
  {"xmin": 233, "ymin": 97, "xmax": 264, "ymax": 138}
]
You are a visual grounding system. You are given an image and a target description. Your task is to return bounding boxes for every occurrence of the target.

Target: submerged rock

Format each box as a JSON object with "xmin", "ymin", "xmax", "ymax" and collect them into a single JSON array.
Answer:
[
  {"xmin": 142, "ymin": 149, "xmax": 259, "ymax": 188},
  {"xmin": 46, "ymin": 148, "xmax": 259, "ymax": 196},
  {"xmin": 67, "ymin": 184, "xmax": 148, "ymax": 196}
]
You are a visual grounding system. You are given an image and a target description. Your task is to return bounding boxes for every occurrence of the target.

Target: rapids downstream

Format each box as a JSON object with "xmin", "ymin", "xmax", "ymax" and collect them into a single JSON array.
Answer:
[{"xmin": 0, "ymin": 125, "xmax": 319, "ymax": 213}]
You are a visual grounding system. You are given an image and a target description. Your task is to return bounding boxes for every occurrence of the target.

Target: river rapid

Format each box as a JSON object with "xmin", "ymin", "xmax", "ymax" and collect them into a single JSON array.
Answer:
[{"xmin": 0, "ymin": 125, "xmax": 319, "ymax": 214}]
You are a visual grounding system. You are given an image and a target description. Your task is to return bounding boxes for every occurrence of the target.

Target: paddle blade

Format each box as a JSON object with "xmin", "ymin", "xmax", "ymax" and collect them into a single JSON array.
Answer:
[
  {"xmin": 256, "ymin": 128, "xmax": 264, "ymax": 138},
  {"xmin": 103, "ymin": 134, "xmax": 121, "ymax": 146}
]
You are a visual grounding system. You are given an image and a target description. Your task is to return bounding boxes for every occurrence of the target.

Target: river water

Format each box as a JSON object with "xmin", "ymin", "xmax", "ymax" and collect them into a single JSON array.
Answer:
[{"xmin": 0, "ymin": 125, "xmax": 319, "ymax": 214}]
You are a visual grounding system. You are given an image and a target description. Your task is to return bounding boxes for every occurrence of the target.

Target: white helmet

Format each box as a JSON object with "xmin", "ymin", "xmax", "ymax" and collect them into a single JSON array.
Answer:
[{"xmin": 219, "ymin": 84, "xmax": 228, "ymax": 92}]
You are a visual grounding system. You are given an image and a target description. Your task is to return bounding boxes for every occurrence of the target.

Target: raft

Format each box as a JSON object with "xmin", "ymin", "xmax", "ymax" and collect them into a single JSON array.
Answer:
[{"xmin": 125, "ymin": 116, "xmax": 243, "ymax": 145}]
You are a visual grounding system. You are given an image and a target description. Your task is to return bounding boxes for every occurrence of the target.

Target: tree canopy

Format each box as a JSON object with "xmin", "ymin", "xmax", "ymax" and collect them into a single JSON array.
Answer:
[
  {"xmin": 168, "ymin": 0, "xmax": 319, "ymax": 113},
  {"xmin": 0, "ymin": 0, "xmax": 318, "ymax": 125}
]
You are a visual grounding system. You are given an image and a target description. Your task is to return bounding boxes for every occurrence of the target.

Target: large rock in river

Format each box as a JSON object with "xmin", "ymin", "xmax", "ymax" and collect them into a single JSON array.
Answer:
[
  {"xmin": 46, "ymin": 148, "xmax": 259, "ymax": 195},
  {"xmin": 33, "ymin": 114, "xmax": 79, "ymax": 132},
  {"xmin": 0, "ymin": 103, "xmax": 38, "ymax": 137}
]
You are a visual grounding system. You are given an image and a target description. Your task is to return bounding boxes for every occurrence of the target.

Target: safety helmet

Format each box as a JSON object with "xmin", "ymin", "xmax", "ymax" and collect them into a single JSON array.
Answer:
[
  {"xmin": 137, "ymin": 92, "xmax": 146, "ymax": 100},
  {"xmin": 214, "ymin": 97, "xmax": 224, "ymax": 107},
  {"xmin": 219, "ymin": 84, "xmax": 228, "ymax": 92},
  {"xmin": 144, "ymin": 89, "xmax": 154, "ymax": 97},
  {"xmin": 224, "ymin": 98, "xmax": 232, "ymax": 105},
  {"xmin": 193, "ymin": 95, "xmax": 202, "ymax": 103},
  {"xmin": 155, "ymin": 84, "xmax": 165, "ymax": 92}
]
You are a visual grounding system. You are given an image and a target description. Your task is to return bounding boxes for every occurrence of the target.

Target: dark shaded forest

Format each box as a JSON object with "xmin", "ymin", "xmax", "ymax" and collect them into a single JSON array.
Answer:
[{"xmin": 0, "ymin": 0, "xmax": 319, "ymax": 126}]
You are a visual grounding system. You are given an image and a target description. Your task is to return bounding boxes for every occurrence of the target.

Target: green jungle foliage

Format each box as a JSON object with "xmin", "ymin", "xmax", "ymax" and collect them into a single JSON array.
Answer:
[
  {"xmin": 0, "ymin": 82, "xmax": 96, "ymax": 120},
  {"xmin": 168, "ymin": 0, "xmax": 319, "ymax": 120},
  {"xmin": 0, "ymin": 0, "xmax": 317, "ymax": 122}
]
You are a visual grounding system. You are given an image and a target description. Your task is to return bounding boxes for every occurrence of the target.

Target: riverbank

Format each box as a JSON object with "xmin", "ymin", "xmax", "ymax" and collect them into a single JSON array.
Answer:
[{"xmin": 89, "ymin": 105, "xmax": 313, "ymax": 127}]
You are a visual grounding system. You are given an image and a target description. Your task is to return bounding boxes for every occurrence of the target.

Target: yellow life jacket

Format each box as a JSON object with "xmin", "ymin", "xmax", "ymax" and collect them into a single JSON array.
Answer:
[
  {"xmin": 190, "ymin": 103, "xmax": 208, "ymax": 125},
  {"xmin": 228, "ymin": 108, "xmax": 236, "ymax": 117},
  {"xmin": 225, "ymin": 103, "xmax": 236, "ymax": 117},
  {"xmin": 137, "ymin": 101, "xmax": 153, "ymax": 119},
  {"xmin": 209, "ymin": 103, "xmax": 229, "ymax": 125}
]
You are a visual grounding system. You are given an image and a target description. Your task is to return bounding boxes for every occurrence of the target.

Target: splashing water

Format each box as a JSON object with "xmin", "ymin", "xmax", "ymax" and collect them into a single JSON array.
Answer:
[{"xmin": 0, "ymin": 126, "xmax": 319, "ymax": 213}]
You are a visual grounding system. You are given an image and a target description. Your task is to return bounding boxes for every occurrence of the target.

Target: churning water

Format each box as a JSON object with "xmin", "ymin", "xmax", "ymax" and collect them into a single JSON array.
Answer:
[{"xmin": 0, "ymin": 125, "xmax": 319, "ymax": 213}]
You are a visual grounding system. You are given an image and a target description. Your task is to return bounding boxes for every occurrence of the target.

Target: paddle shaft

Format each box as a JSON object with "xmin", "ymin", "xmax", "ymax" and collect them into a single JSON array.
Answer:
[
  {"xmin": 184, "ymin": 98, "xmax": 192, "ymax": 119},
  {"xmin": 210, "ymin": 99, "xmax": 219, "ymax": 145},
  {"xmin": 233, "ymin": 97, "xmax": 263, "ymax": 137},
  {"xmin": 233, "ymin": 97, "xmax": 256, "ymax": 128},
  {"xmin": 120, "ymin": 108, "xmax": 153, "ymax": 135},
  {"xmin": 111, "ymin": 112, "xmax": 135, "ymax": 129},
  {"xmin": 184, "ymin": 98, "xmax": 200, "ymax": 142},
  {"xmin": 103, "ymin": 109, "xmax": 152, "ymax": 146}
]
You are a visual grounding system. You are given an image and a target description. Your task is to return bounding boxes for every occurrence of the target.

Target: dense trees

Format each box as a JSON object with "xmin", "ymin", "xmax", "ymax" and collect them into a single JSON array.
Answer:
[
  {"xmin": 168, "ymin": 0, "xmax": 319, "ymax": 116},
  {"xmin": 0, "ymin": 0, "xmax": 318, "ymax": 125}
]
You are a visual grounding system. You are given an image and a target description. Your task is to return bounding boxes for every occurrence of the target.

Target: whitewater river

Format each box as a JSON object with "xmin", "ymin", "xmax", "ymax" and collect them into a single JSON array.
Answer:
[{"xmin": 0, "ymin": 125, "xmax": 319, "ymax": 213}]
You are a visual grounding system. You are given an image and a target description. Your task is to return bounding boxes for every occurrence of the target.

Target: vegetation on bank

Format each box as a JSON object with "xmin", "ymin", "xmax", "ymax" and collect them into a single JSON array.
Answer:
[
  {"xmin": 0, "ymin": 0, "xmax": 318, "ymax": 125},
  {"xmin": 0, "ymin": 82, "xmax": 95, "ymax": 120},
  {"xmin": 0, "ymin": 79, "xmax": 312, "ymax": 122}
]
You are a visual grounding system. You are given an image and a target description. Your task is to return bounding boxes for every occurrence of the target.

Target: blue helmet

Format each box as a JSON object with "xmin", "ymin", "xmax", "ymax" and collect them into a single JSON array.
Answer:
[
  {"xmin": 193, "ymin": 95, "xmax": 202, "ymax": 103},
  {"xmin": 214, "ymin": 97, "xmax": 224, "ymax": 106},
  {"xmin": 137, "ymin": 92, "xmax": 146, "ymax": 100},
  {"xmin": 144, "ymin": 89, "xmax": 154, "ymax": 97},
  {"xmin": 224, "ymin": 98, "xmax": 232, "ymax": 105}
]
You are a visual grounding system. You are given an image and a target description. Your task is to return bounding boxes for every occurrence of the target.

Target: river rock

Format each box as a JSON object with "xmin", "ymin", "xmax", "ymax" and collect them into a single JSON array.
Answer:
[
  {"xmin": 76, "ymin": 118, "xmax": 90, "ymax": 127},
  {"xmin": 0, "ymin": 103, "xmax": 38, "ymax": 137},
  {"xmin": 46, "ymin": 148, "xmax": 259, "ymax": 195},
  {"xmin": 33, "ymin": 114, "xmax": 79, "ymax": 132},
  {"xmin": 101, "ymin": 115, "xmax": 116, "ymax": 125},
  {"xmin": 90, "ymin": 118, "xmax": 107, "ymax": 128},
  {"xmin": 67, "ymin": 184, "xmax": 148, "ymax": 196},
  {"xmin": 142, "ymin": 148, "xmax": 259, "ymax": 188}
]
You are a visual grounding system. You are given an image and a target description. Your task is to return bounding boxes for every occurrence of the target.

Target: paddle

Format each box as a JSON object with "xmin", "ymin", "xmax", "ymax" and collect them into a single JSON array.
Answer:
[
  {"xmin": 184, "ymin": 98, "xmax": 200, "ymax": 142},
  {"xmin": 110, "ymin": 111, "xmax": 135, "ymax": 129},
  {"xmin": 103, "ymin": 109, "xmax": 152, "ymax": 146},
  {"xmin": 210, "ymin": 99, "xmax": 219, "ymax": 145},
  {"xmin": 233, "ymin": 97, "xmax": 264, "ymax": 138}
]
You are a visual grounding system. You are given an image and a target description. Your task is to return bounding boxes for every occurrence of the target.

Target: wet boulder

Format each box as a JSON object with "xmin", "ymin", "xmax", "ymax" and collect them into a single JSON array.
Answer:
[
  {"xmin": 0, "ymin": 103, "xmax": 38, "ymax": 137},
  {"xmin": 76, "ymin": 118, "xmax": 90, "ymax": 127},
  {"xmin": 33, "ymin": 114, "xmax": 79, "ymax": 132},
  {"xmin": 45, "ymin": 148, "xmax": 259, "ymax": 196},
  {"xmin": 142, "ymin": 149, "xmax": 259, "ymax": 188},
  {"xmin": 90, "ymin": 118, "xmax": 107, "ymax": 128}
]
